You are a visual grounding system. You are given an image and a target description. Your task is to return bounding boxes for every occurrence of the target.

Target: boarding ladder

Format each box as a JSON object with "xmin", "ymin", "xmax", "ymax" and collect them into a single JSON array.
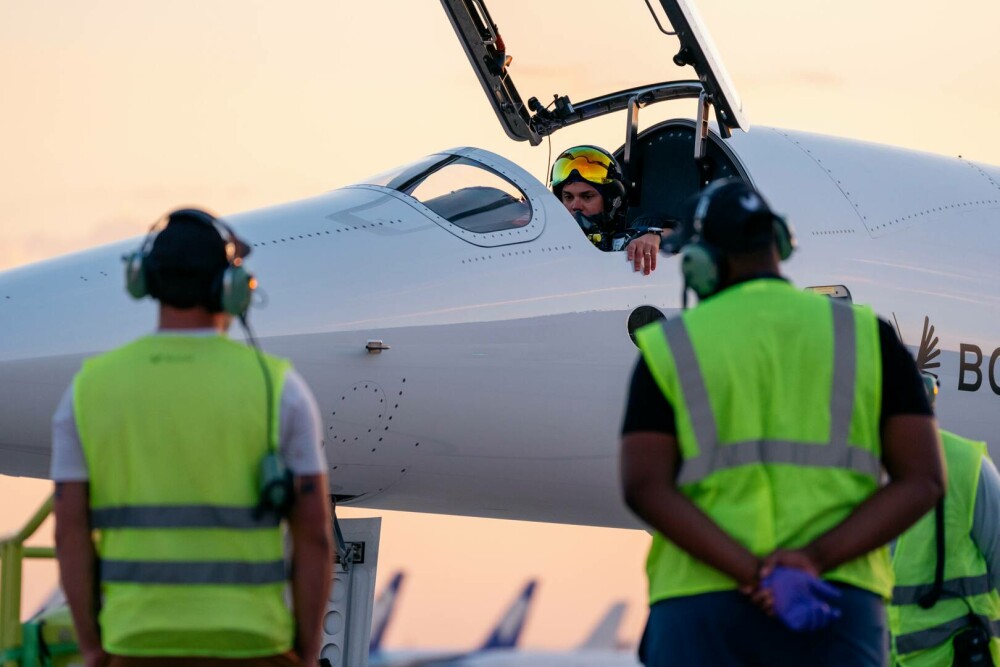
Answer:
[
  {"xmin": 0, "ymin": 496, "xmax": 381, "ymax": 667},
  {"xmin": 0, "ymin": 495, "xmax": 78, "ymax": 667}
]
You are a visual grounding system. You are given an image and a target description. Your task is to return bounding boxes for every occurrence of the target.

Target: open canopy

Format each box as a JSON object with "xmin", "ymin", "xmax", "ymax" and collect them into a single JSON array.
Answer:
[{"xmin": 439, "ymin": 0, "xmax": 747, "ymax": 145}]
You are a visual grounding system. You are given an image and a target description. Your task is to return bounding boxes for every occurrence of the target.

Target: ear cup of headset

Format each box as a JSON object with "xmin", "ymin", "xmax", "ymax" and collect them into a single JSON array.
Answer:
[
  {"xmin": 220, "ymin": 265, "xmax": 254, "ymax": 317},
  {"xmin": 124, "ymin": 251, "xmax": 149, "ymax": 299},
  {"xmin": 773, "ymin": 216, "xmax": 796, "ymax": 261},
  {"xmin": 681, "ymin": 242, "xmax": 721, "ymax": 299}
]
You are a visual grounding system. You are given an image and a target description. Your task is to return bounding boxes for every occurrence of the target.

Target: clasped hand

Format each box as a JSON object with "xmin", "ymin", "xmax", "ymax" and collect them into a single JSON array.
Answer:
[{"xmin": 742, "ymin": 549, "xmax": 843, "ymax": 632}]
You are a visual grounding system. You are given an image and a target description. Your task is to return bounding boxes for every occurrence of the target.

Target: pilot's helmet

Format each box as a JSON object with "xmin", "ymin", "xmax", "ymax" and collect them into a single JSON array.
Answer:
[{"xmin": 550, "ymin": 145, "xmax": 627, "ymax": 216}]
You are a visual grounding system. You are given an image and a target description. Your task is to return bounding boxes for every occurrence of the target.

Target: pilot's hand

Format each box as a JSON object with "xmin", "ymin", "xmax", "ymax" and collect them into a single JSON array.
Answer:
[{"xmin": 626, "ymin": 233, "xmax": 661, "ymax": 275}]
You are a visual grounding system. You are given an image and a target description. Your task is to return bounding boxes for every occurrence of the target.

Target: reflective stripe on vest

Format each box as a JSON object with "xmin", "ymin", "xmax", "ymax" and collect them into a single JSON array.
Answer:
[
  {"xmin": 663, "ymin": 302, "xmax": 879, "ymax": 485},
  {"xmin": 895, "ymin": 616, "xmax": 1000, "ymax": 654},
  {"xmin": 91, "ymin": 505, "xmax": 281, "ymax": 530},
  {"xmin": 101, "ymin": 559, "xmax": 286, "ymax": 585},
  {"xmin": 893, "ymin": 574, "xmax": 994, "ymax": 606}
]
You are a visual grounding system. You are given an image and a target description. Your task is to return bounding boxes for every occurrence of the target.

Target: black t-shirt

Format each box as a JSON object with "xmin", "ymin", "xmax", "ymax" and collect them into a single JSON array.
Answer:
[{"xmin": 621, "ymin": 317, "xmax": 931, "ymax": 436}]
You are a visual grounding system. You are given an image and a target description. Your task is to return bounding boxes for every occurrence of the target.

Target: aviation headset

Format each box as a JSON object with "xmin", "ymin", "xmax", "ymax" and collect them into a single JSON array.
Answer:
[
  {"xmin": 124, "ymin": 208, "xmax": 256, "ymax": 317},
  {"xmin": 680, "ymin": 179, "xmax": 796, "ymax": 300},
  {"xmin": 122, "ymin": 210, "xmax": 293, "ymax": 516},
  {"xmin": 550, "ymin": 145, "xmax": 627, "ymax": 218}
]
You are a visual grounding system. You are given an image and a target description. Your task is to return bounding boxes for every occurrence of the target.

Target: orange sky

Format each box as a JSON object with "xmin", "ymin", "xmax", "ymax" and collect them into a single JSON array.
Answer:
[{"xmin": 2, "ymin": 0, "xmax": 999, "ymax": 651}]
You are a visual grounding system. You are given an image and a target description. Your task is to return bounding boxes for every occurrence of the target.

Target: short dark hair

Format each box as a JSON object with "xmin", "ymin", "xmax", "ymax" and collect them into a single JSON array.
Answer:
[
  {"xmin": 694, "ymin": 180, "xmax": 780, "ymax": 255},
  {"xmin": 146, "ymin": 212, "xmax": 230, "ymax": 311}
]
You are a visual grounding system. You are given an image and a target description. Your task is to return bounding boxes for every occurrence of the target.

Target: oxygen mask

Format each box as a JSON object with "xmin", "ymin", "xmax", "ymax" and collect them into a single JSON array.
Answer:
[{"xmin": 574, "ymin": 210, "xmax": 611, "ymax": 248}]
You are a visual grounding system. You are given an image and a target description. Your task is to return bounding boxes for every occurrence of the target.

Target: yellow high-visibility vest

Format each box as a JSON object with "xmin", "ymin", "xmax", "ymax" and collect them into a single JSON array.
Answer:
[
  {"xmin": 75, "ymin": 334, "xmax": 293, "ymax": 657},
  {"xmin": 890, "ymin": 430, "xmax": 1000, "ymax": 666},
  {"xmin": 636, "ymin": 279, "xmax": 889, "ymax": 602}
]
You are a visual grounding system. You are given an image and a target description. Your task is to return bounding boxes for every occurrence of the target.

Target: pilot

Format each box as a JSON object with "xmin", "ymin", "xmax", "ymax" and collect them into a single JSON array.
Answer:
[
  {"xmin": 889, "ymin": 374, "xmax": 1000, "ymax": 666},
  {"xmin": 619, "ymin": 178, "xmax": 943, "ymax": 666},
  {"xmin": 550, "ymin": 145, "xmax": 666, "ymax": 275},
  {"xmin": 51, "ymin": 208, "xmax": 332, "ymax": 667}
]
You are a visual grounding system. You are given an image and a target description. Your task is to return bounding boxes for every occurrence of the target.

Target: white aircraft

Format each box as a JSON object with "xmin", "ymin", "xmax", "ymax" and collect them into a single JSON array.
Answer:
[
  {"xmin": 415, "ymin": 601, "xmax": 637, "ymax": 667},
  {"xmin": 1, "ymin": 0, "xmax": 999, "ymax": 534},
  {"xmin": 454, "ymin": 645, "xmax": 640, "ymax": 667},
  {"xmin": 368, "ymin": 579, "xmax": 537, "ymax": 667}
]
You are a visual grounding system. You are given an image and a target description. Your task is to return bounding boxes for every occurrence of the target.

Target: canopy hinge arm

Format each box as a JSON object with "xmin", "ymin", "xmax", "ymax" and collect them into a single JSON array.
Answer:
[
  {"xmin": 623, "ymin": 94, "xmax": 649, "ymax": 205},
  {"xmin": 644, "ymin": 0, "xmax": 677, "ymax": 35},
  {"xmin": 694, "ymin": 91, "xmax": 718, "ymax": 186}
]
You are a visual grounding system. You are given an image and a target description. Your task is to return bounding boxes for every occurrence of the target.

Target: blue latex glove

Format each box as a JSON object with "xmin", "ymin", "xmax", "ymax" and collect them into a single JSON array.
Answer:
[{"xmin": 762, "ymin": 566, "xmax": 843, "ymax": 632}]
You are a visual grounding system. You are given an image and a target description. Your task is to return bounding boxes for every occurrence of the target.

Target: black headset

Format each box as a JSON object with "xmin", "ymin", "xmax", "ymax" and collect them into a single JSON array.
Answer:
[
  {"xmin": 123, "ymin": 208, "xmax": 256, "ymax": 316},
  {"xmin": 680, "ymin": 179, "xmax": 796, "ymax": 299}
]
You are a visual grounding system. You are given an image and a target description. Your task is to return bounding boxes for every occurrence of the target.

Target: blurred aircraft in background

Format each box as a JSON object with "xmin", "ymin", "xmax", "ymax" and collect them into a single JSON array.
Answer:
[
  {"xmin": 369, "ymin": 579, "xmax": 536, "ymax": 667},
  {"xmin": 417, "ymin": 600, "xmax": 638, "ymax": 667},
  {"xmin": 370, "ymin": 571, "xmax": 407, "ymax": 657}
]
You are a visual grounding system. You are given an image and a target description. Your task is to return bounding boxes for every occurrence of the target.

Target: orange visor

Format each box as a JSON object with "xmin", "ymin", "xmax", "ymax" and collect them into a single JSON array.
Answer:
[{"xmin": 550, "ymin": 148, "xmax": 615, "ymax": 188}]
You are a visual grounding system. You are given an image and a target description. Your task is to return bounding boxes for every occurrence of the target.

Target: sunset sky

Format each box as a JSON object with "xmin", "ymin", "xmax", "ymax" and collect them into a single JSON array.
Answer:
[{"xmin": 2, "ymin": 0, "xmax": 999, "ymax": 651}]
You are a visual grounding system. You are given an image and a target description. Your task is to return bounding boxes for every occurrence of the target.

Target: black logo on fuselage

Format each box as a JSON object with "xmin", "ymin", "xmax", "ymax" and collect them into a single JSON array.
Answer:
[
  {"xmin": 899, "ymin": 315, "xmax": 998, "ymax": 394},
  {"xmin": 958, "ymin": 344, "xmax": 1000, "ymax": 393},
  {"xmin": 916, "ymin": 316, "xmax": 940, "ymax": 377}
]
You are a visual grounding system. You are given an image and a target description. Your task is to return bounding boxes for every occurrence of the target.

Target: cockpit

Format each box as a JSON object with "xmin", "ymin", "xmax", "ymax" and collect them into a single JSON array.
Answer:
[
  {"xmin": 363, "ymin": 154, "xmax": 533, "ymax": 235},
  {"xmin": 357, "ymin": 0, "xmax": 754, "ymax": 252},
  {"xmin": 437, "ymin": 0, "xmax": 753, "ymax": 244}
]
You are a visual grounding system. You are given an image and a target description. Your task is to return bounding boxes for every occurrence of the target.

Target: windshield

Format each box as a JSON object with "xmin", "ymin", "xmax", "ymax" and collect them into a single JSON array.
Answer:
[
  {"xmin": 358, "ymin": 154, "xmax": 533, "ymax": 234},
  {"xmin": 360, "ymin": 154, "xmax": 452, "ymax": 190}
]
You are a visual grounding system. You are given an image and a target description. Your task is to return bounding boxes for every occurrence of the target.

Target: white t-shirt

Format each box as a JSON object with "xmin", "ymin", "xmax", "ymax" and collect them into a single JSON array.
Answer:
[{"xmin": 50, "ymin": 330, "xmax": 327, "ymax": 481}]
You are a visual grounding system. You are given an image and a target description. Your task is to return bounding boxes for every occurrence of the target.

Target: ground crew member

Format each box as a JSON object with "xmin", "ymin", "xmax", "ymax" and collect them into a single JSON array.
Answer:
[
  {"xmin": 550, "ymin": 144, "xmax": 668, "ymax": 274},
  {"xmin": 890, "ymin": 375, "xmax": 1000, "ymax": 666},
  {"xmin": 619, "ymin": 178, "xmax": 944, "ymax": 666},
  {"xmin": 52, "ymin": 208, "xmax": 332, "ymax": 667}
]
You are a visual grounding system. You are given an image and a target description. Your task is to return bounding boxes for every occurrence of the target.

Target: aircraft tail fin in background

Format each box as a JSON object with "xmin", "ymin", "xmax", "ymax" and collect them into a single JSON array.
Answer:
[
  {"xmin": 369, "ymin": 571, "xmax": 406, "ymax": 654},
  {"xmin": 477, "ymin": 579, "xmax": 537, "ymax": 651},
  {"xmin": 576, "ymin": 601, "xmax": 627, "ymax": 651}
]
